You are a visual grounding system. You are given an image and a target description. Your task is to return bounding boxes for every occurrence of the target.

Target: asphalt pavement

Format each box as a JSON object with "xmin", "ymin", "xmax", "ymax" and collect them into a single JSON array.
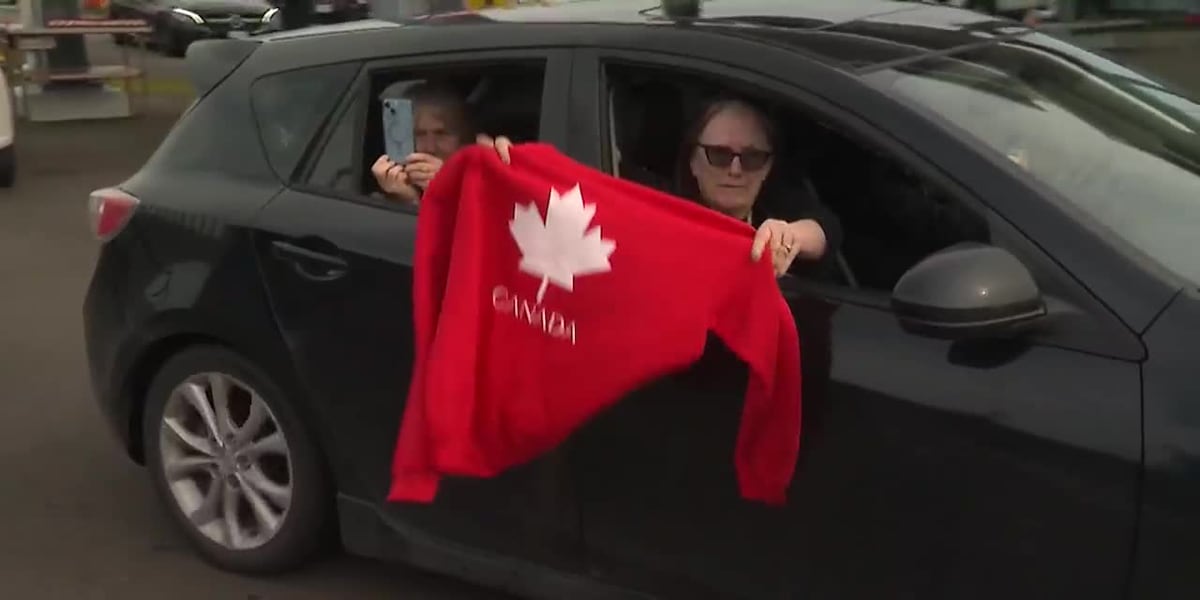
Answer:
[{"xmin": 0, "ymin": 49, "xmax": 498, "ymax": 600}]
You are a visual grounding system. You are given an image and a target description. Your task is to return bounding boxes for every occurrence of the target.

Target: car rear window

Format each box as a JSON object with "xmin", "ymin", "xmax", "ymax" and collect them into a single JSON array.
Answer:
[{"xmin": 250, "ymin": 62, "xmax": 361, "ymax": 181}]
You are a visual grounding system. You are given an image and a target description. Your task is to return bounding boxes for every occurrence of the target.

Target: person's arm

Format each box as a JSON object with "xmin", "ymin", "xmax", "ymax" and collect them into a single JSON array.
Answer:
[
  {"xmin": 752, "ymin": 175, "xmax": 843, "ymax": 279},
  {"xmin": 791, "ymin": 177, "xmax": 843, "ymax": 275}
]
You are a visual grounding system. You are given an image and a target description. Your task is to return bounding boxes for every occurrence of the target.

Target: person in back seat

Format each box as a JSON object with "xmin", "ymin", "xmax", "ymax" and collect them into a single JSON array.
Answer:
[{"xmin": 372, "ymin": 82, "xmax": 477, "ymax": 206}]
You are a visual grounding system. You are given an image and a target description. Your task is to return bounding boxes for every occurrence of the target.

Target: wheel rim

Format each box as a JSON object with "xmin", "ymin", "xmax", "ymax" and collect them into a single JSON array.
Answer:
[{"xmin": 158, "ymin": 372, "xmax": 293, "ymax": 550}]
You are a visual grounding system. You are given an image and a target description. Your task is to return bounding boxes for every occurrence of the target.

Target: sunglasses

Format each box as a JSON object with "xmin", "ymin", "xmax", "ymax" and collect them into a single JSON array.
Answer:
[{"xmin": 698, "ymin": 144, "xmax": 773, "ymax": 171}]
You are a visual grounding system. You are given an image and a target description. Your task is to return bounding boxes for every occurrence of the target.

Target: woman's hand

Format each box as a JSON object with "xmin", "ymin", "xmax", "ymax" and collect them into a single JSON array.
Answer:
[
  {"xmin": 402, "ymin": 152, "xmax": 444, "ymax": 189},
  {"xmin": 751, "ymin": 218, "xmax": 828, "ymax": 276},
  {"xmin": 477, "ymin": 133, "xmax": 514, "ymax": 164},
  {"xmin": 371, "ymin": 154, "xmax": 420, "ymax": 204}
]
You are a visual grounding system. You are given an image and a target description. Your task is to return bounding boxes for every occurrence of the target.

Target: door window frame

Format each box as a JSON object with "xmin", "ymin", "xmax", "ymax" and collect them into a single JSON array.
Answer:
[
  {"xmin": 569, "ymin": 46, "xmax": 1143, "ymax": 360},
  {"xmin": 290, "ymin": 48, "xmax": 574, "ymax": 215}
]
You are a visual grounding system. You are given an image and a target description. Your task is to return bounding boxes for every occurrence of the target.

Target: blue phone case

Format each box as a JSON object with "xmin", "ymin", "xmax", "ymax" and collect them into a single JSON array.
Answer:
[{"xmin": 382, "ymin": 98, "xmax": 415, "ymax": 162}]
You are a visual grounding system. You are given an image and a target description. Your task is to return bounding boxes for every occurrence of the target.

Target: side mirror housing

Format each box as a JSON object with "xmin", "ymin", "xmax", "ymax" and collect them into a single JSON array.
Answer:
[{"xmin": 891, "ymin": 243, "xmax": 1046, "ymax": 340}]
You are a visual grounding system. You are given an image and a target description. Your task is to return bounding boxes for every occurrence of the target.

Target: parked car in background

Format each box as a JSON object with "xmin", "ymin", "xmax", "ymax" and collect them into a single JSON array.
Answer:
[
  {"xmin": 310, "ymin": 0, "xmax": 369, "ymax": 24},
  {"xmin": 83, "ymin": 1, "xmax": 1200, "ymax": 599},
  {"xmin": 110, "ymin": 0, "xmax": 278, "ymax": 56}
]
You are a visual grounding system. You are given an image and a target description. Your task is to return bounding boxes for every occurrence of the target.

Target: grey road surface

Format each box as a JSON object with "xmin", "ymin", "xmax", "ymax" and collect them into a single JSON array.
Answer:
[{"xmin": 0, "ymin": 101, "xmax": 503, "ymax": 600}]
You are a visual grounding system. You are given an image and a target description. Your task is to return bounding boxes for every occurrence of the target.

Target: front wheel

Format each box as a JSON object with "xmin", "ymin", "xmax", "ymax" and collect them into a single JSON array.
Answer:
[{"xmin": 142, "ymin": 345, "xmax": 334, "ymax": 573}]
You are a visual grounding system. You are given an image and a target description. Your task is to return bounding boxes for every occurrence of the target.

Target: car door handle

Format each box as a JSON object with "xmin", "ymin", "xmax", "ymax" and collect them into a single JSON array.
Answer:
[{"xmin": 270, "ymin": 240, "xmax": 348, "ymax": 282}]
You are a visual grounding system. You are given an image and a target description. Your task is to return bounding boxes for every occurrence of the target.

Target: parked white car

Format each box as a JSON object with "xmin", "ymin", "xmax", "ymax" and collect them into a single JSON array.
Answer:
[{"xmin": 0, "ymin": 66, "xmax": 14, "ymax": 187}]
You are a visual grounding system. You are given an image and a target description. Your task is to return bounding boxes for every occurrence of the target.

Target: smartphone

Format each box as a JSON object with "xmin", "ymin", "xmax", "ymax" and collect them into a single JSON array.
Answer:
[{"xmin": 382, "ymin": 97, "xmax": 415, "ymax": 163}]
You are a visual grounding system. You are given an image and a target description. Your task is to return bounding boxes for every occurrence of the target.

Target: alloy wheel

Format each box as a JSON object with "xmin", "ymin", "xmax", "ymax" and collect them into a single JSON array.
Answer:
[{"xmin": 158, "ymin": 372, "xmax": 293, "ymax": 550}]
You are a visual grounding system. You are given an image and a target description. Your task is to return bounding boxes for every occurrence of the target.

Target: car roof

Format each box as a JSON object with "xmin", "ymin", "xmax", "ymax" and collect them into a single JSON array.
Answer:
[
  {"xmin": 473, "ymin": 0, "xmax": 940, "ymax": 26},
  {"xmin": 252, "ymin": 0, "xmax": 1037, "ymax": 72},
  {"xmin": 453, "ymin": 0, "xmax": 1036, "ymax": 59}
]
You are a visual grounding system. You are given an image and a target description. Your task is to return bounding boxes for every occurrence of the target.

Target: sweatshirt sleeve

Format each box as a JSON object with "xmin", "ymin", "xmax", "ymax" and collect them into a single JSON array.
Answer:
[{"xmin": 710, "ymin": 256, "xmax": 803, "ymax": 505}]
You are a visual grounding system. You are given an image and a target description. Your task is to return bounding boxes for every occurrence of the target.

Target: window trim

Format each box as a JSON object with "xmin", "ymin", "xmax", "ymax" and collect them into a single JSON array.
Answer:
[
  {"xmin": 289, "ymin": 48, "xmax": 574, "ymax": 215},
  {"xmin": 573, "ymin": 47, "xmax": 1144, "ymax": 360},
  {"xmin": 295, "ymin": 69, "xmax": 369, "ymax": 198}
]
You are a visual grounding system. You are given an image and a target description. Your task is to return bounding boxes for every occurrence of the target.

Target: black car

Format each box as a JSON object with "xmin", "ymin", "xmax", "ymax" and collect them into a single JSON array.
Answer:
[
  {"xmin": 110, "ymin": 0, "xmax": 277, "ymax": 56},
  {"xmin": 82, "ymin": 1, "xmax": 1200, "ymax": 599},
  {"xmin": 309, "ymin": 0, "xmax": 370, "ymax": 25}
]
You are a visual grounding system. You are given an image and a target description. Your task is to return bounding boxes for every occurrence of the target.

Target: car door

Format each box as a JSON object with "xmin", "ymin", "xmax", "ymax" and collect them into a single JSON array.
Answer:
[
  {"xmin": 563, "ymin": 42, "xmax": 1144, "ymax": 600},
  {"xmin": 248, "ymin": 50, "xmax": 582, "ymax": 571}
]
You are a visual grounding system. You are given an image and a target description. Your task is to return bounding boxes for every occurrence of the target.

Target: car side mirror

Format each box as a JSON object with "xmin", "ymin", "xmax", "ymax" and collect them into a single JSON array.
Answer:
[{"xmin": 890, "ymin": 242, "xmax": 1046, "ymax": 340}]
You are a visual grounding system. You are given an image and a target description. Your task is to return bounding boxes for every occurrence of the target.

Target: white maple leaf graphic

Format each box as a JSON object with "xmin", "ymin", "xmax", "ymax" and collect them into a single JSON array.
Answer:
[{"xmin": 509, "ymin": 184, "xmax": 617, "ymax": 303}]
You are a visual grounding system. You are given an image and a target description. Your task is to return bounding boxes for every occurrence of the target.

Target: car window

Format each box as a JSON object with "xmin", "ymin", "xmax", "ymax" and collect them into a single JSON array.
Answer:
[
  {"xmin": 863, "ymin": 33, "xmax": 1200, "ymax": 287},
  {"xmin": 250, "ymin": 62, "xmax": 360, "ymax": 181},
  {"xmin": 301, "ymin": 60, "xmax": 547, "ymax": 204},
  {"xmin": 602, "ymin": 61, "xmax": 991, "ymax": 293},
  {"xmin": 304, "ymin": 88, "xmax": 365, "ymax": 196}
]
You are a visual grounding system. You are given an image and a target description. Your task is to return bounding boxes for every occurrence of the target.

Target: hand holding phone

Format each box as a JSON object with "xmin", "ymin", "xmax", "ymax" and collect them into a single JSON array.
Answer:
[{"xmin": 402, "ymin": 153, "xmax": 446, "ymax": 189}]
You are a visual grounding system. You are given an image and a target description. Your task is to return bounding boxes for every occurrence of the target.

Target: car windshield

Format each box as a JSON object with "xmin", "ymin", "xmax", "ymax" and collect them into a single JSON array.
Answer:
[{"xmin": 861, "ymin": 32, "xmax": 1200, "ymax": 287}]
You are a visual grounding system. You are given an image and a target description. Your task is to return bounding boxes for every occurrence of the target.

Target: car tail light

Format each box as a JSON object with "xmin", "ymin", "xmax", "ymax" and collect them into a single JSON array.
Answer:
[
  {"xmin": 88, "ymin": 187, "xmax": 139, "ymax": 242},
  {"xmin": 1186, "ymin": 14, "xmax": 1200, "ymax": 26}
]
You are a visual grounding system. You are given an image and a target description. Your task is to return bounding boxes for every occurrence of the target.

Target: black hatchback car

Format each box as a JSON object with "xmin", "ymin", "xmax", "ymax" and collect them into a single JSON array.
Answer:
[
  {"xmin": 110, "ymin": 0, "xmax": 278, "ymax": 56},
  {"xmin": 83, "ymin": 1, "xmax": 1200, "ymax": 599}
]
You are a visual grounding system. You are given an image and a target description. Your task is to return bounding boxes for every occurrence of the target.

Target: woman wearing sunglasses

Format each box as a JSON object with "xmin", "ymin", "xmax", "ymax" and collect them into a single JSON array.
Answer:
[{"xmin": 674, "ymin": 96, "xmax": 841, "ymax": 277}]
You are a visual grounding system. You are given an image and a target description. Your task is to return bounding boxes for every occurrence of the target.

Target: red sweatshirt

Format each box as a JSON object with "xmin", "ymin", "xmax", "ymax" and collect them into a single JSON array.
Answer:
[{"xmin": 388, "ymin": 144, "xmax": 802, "ymax": 505}]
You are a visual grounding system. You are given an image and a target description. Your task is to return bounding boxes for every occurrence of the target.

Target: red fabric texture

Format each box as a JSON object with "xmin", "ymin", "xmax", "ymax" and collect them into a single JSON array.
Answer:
[{"xmin": 387, "ymin": 143, "xmax": 802, "ymax": 505}]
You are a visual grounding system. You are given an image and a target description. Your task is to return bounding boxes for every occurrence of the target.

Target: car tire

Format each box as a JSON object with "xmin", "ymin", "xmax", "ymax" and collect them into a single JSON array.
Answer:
[
  {"xmin": 0, "ymin": 145, "xmax": 16, "ymax": 188},
  {"xmin": 142, "ymin": 345, "xmax": 334, "ymax": 574}
]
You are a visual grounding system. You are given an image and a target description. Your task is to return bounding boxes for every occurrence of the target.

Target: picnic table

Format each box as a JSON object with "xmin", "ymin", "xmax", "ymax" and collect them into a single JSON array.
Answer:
[{"xmin": 1, "ymin": 18, "xmax": 152, "ymax": 120}]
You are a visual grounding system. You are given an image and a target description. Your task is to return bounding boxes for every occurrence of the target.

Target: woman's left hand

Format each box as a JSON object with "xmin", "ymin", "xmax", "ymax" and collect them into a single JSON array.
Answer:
[{"xmin": 751, "ymin": 218, "xmax": 828, "ymax": 276}]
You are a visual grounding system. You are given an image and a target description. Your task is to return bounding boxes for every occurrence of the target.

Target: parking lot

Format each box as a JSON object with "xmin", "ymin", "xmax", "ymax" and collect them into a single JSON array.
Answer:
[{"xmin": 0, "ymin": 39, "xmax": 498, "ymax": 600}]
